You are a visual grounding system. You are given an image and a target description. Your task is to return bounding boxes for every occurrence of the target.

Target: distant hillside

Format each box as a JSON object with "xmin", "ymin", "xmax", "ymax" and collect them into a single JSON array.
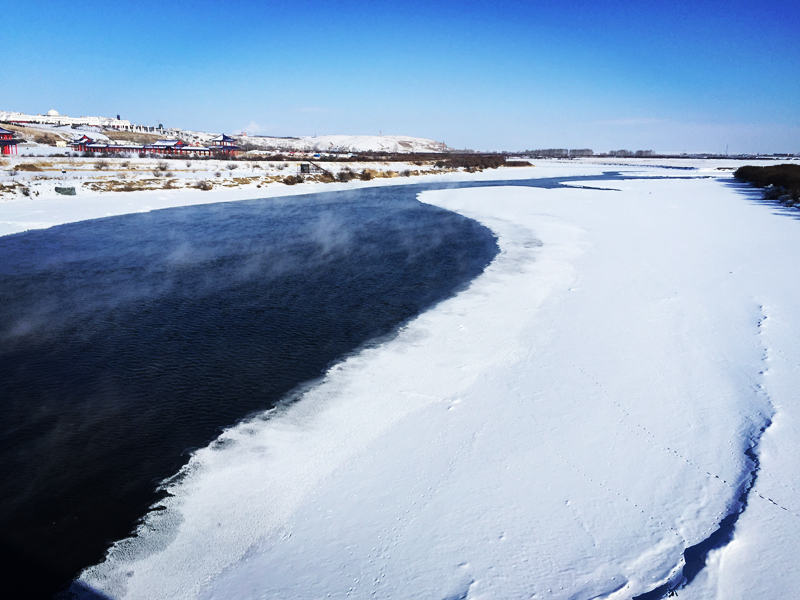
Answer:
[
  {"xmin": 246, "ymin": 134, "xmax": 450, "ymax": 154},
  {"xmin": 0, "ymin": 123, "xmax": 78, "ymax": 145},
  {"xmin": 175, "ymin": 131, "xmax": 451, "ymax": 154},
  {"xmin": 3, "ymin": 108, "xmax": 452, "ymax": 154},
  {"xmin": 103, "ymin": 130, "xmax": 164, "ymax": 145}
]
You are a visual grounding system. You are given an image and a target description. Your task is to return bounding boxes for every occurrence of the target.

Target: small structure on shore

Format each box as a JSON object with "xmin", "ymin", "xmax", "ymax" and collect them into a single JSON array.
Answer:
[
  {"xmin": 299, "ymin": 162, "xmax": 325, "ymax": 174},
  {"xmin": 0, "ymin": 126, "xmax": 19, "ymax": 155},
  {"xmin": 299, "ymin": 161, "xmax": 335, "ymax": 178}
]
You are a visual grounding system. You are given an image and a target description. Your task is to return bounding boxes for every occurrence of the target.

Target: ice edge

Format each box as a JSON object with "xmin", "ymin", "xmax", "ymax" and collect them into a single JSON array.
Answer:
[{"xmin": 632, "ymin": 305, "xmax": 776, "ymax": 600}]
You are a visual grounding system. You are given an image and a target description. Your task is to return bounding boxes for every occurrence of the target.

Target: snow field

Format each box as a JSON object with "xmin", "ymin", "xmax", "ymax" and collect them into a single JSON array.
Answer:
[
  {"xmin": 71, "ymin": 172, "xmax": 800, "ymax": 599},
  {"xmin": 4, "ymin": 161, "xmax": 798, "ymax": 598}
]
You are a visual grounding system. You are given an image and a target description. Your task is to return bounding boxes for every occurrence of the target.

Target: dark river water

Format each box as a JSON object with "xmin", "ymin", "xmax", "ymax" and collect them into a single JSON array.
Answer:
[{"xmin": 0, "ymin": 174, "xmax": 631, "ymax": 599}]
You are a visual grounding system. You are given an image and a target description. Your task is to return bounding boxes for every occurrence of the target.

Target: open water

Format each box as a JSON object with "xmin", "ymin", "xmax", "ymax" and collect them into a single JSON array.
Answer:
[{"xmin": 0, "ymin": 174, "xmax": 635, "ymax": 598}]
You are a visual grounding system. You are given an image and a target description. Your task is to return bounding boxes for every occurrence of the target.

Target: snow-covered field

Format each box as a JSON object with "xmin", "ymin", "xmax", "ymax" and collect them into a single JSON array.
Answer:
[{"xmin": 3, "ymin": 161, "xmax": 798, "ymax": 599}]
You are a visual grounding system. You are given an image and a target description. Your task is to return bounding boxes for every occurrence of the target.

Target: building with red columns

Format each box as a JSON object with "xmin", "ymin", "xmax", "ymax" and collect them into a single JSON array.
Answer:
[
  {"xmin": 69, "ymin": 134, "xmax": 238, "ymax": 157},
  {"xmin": 0, "ymin": 126, "xmax": 19, "ymax": 155}
]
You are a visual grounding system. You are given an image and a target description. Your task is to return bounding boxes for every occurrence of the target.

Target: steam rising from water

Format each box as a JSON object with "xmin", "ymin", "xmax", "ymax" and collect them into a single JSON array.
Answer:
[
  {"xmin": 2, "ymin": 173, "xmax": 640, "ymax": 597},
  {"xmin": 0, "ymin": 185, "xmax": 499, "ymax": 597}
]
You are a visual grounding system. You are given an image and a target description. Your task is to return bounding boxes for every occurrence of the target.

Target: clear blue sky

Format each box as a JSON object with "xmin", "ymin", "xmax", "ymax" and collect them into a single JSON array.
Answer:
[{"xmin": 2, "ymin": 0, "xmax": 798, "ymax": 153}]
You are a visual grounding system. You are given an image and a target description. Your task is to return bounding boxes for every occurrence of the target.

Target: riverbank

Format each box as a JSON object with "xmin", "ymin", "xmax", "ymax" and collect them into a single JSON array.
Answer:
[
  {"xmin": 0, "ymin": 157, "xmax": 787, "ymax": 239},
  {"xmin": 61, "ymin": 165, "xmax": 800, "ymax": 599},
  {"xmin": 735, "ymin": 163, "xmax": 800, "ymax": 203}
]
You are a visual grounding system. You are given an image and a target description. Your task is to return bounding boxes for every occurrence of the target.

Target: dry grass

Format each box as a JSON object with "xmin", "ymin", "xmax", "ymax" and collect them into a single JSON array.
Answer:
[
  {"xmin": 0, "ymin": 182, "xmax": 23, "ymax": 196},
  {"xmin": 15, "ymin": 163, "xmax": 44, "ymax": 172},
  {"xmin": 103, "ymin": 130, "xmax": 164, "ymax": 144},
  {"xmin": 0, "ymin": 123, "xmax": 30, "ymax": 138},
  {"xmin": 220, "ymin": 176, "xmax": 259, "ymax": 187},
  {"xmin": 0, "ymin": 181, "xmax": 37, "ymax": 197},
  {"xmin": 355, "ymin": 168, "xmax": 399, "ymax": 180},
  {"xmin": 84, "ymin": 179, "xmax": 168, "ymax": 193},
  {"xmin": 85, "ymin": 178, "xmax": 191, "ymax": 192},
  {"xmin": 33, "ymin": 132, "xmax": 62, "ymax": 145},
  {"xmin": 0, "ymin": 123, "xmax": 69, "ymax": 145},
  {"xmin": 0, "ymin": 123, "xmax": 24, "ymax": 132}
]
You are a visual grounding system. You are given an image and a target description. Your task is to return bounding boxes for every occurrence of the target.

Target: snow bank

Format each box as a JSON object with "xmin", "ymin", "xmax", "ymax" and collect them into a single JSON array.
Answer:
[
  {"xmin": 70, "ymin": 169, "xmax": 800, "ymax": 599},
  {"xmin": 0, "ymin": 162, "xmax": 597, "ymax": 238}
]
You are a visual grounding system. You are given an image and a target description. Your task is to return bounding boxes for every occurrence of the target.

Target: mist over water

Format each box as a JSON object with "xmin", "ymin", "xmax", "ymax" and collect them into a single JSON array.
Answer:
[
  {"xmin": 0, "ymin": 173, "xmax": 636, "ymax": 598},
  {"xmin": 0, "ymin": 185, "xmax": 500, "ymax": 598}
]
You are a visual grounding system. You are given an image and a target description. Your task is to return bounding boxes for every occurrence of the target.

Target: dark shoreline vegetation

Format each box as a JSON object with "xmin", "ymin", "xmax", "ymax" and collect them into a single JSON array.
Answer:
[{"xmin": 735, "ymin": 164, "xmax": 800, "ymax": 204}]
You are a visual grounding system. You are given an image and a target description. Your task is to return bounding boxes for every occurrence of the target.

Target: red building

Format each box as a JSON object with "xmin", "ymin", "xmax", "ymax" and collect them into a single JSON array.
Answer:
[
  {"xmin": 69, "ymin": 135, "xmax": 237, "ymax": 157},
  {"xmin": 150, "ymin": 139, "xmax": 188, "ymax": 153},
  {"xmin": 0, "ymin": 126, "xmax": 19, "ymax": 155},
  {"xmin": 70, "ymin": 134, "xmax": 94, "ymax": 152}
]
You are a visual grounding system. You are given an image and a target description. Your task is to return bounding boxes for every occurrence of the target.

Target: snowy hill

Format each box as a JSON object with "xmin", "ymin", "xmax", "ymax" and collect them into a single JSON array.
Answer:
[
  {"xmin": 2, "ymin": 108, "xmax": 450, "ymax": 154},
  {"xmin": 177, "ymin": 131, "xmax": 451, "ymax": 153},
  {"xmin": 245, "ymin": 134, "xmax": 449, "ymax": 153}
]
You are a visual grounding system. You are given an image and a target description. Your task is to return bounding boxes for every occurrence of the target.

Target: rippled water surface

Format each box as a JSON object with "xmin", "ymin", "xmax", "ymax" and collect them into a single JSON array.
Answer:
[
  {"xmin": 0, "ymin": 184, "xmax": 502, "ymax": 597},
  {"xmin": 0, "ymin": 173, "xmax": 639, "ymax": 598}
]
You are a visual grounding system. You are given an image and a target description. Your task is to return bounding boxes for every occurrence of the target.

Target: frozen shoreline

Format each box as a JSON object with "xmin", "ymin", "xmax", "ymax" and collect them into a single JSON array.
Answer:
[
  {"xmin": 0, "ymin": 157, "xmax": 786, "ymax": 239},
  {"xmin": 4, "ymin": 162, "xmax": 798, "ymax": 598},
  {"xmin": 60, "ymin": 165, "xmax": 800, "ymax": 599}
]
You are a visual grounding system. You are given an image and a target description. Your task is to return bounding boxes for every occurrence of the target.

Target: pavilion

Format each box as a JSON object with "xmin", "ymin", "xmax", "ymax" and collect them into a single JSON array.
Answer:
[{"xmin": 0, "ymin": 126, "xmax": 19, "ymax": 155}]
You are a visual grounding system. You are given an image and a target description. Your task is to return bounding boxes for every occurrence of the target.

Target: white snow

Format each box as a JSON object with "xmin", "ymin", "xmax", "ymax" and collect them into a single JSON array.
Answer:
[
  {"xmin": 185, "ymin": 132, "xmax": 450, "ymax": 153},
  {"xmin": 241, "ymin": 133, "xmax": 449, "ymax": 153},
  {"xmin": 3, "ymin": 161, "xmax": 799, "ymax": 599}
]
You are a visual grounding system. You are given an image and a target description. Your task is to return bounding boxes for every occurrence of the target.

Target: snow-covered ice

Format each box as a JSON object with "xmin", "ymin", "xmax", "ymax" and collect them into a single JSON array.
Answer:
[{"xmin": 3, "ymin": 162, "xmax": 798, "ymax": 599}]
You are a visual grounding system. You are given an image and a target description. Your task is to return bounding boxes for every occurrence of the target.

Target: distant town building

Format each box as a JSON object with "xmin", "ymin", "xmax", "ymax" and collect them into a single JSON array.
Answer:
[
  {"xmin": 528, "ymin": 149, "xmax": 594, "ymax": 158},
  {"xmin": 0, "ymin": 126, "xmax": 19, "ymax": 155},
  {"xmin": 607, "ymin": 150, "xmax": 654, "ymax": 157},
  {"xmin": 0, "ymin": 109, "xmax": 173, "ymax": 135},
  {"xmin": 532, "ymin": 148, "xmax": 569, "ymax": 158},
  {"xmin": 151, "ymin": 140, "xmax": 189, "ymax": 153},
  {"xmin": 0, "ymin": 109, "xmax": 133, "ymax": 130}
]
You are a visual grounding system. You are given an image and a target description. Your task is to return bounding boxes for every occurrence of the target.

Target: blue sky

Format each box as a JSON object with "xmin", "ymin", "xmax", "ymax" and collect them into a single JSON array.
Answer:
[{"xmin": 2, "ymin": 0, "xmax": 798, "ymax": 153}]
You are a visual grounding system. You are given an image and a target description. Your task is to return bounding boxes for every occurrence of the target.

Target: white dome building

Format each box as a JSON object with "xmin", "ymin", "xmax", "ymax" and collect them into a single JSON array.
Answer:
[{"xmin": 46, "ymin": 109, "xmax": 60, "ymax": 116}]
